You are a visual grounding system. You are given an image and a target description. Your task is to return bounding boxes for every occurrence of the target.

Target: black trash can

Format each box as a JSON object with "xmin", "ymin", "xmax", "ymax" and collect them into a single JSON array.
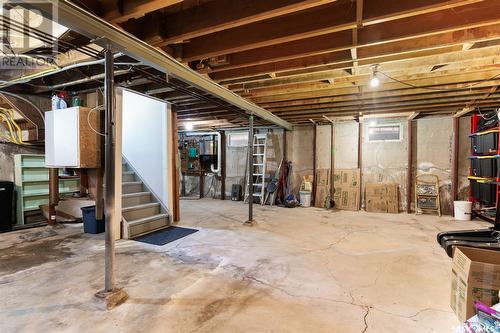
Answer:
[
  {"xmin": 81, "ymin": 206, "xmax": 105, "ymax": 234},
  {"xmin": 0, "ymin": 181, "xmax": 14, "ymax": 231}
]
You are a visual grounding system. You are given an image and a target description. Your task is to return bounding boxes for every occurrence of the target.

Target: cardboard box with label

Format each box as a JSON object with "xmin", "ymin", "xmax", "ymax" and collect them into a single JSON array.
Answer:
[
  {"xmin": 365, "ymin": 183, "xmax": 399, "ymax": 214},
  {"xmin": 314, "ymin": 169, "xmax": 331, "ymax": 208},
  {"xmin": 333, "ymin": 169, "xmax": 360, "ymax": 211},
  {"xmin": 450, "ymin": 247, "xmax": 500, "ymax": 322}
]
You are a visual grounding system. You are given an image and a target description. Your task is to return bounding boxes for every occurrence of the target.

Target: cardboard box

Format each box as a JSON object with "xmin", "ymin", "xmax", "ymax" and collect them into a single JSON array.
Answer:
[
  {"xmin": 315, "ymin": 169, "xmax": 331, "ymax": 208},
  {"xmin": 450, "ymin": 247, "xmax": 500, "ymax": 322},
  {"xmin": 365, "ymin": 183, "xmax": 399, "ymax": 213},
  {"xmin": 333, "ymin": 169, "xmax": 360, "ymax": 210},
  {"xmin": 334, "ymin": 169, "xmax": 360, "ymax": 188}
]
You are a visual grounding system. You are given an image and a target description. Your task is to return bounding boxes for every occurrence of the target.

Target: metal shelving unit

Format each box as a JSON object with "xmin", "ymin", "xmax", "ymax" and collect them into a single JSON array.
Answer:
[{"xmin": 468, "ymin": 114, "xmax": 500, "ymax": 224}]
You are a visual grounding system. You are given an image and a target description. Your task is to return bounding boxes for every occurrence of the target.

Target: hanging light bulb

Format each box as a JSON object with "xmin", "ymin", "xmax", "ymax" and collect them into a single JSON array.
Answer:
[
  {"xmin": 370, "ymin": 64, "xmax": 380, "ymax": 88},
  {"xmin": 185, "ymin": 122, "xmax": 194, "ymax": 131}
]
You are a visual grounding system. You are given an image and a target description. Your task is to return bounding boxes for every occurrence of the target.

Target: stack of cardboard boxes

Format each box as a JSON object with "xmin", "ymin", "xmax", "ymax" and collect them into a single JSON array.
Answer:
[
  {"xmin": 333, "ymin": 169, "xmax": 360, "ymax": 211},
  {"xmin": 365, "ymin": 183, "xmax": 399, "ymax": 213}
]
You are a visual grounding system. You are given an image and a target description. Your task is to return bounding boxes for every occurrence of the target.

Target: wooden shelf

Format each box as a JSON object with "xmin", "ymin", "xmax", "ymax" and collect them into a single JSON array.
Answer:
[{"xmin": 14, "ymin": 154, "xmax": 80, "ymax": 226}]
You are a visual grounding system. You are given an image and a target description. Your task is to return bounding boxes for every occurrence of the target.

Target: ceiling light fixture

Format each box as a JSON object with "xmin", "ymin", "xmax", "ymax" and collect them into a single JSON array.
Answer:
[
  {"xmin": 370, "ymin": 64, "xmax": 380, "ymax": 88},
  {"xmin": 185, "ymin": 122, "xmax": 194, "ymax": 131}
]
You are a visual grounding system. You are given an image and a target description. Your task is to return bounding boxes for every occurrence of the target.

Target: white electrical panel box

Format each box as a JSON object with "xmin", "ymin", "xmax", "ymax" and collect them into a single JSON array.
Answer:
[{"xmin": 45, "ymin": 106, "xmax": 100, "ymax": 168}]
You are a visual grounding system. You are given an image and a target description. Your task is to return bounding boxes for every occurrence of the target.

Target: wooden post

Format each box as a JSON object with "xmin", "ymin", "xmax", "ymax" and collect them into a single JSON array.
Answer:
[
  {"xmin": 48, "ymin": 168, "xmax": 59, "ymax": 225},
  {"xmin": 330, "ymin": 122, "xmax": 335, "ymax": 203},
  {"xmin": 283, "ymin": 128, "xmax": 288, "ymax": 162},
  {"xmin": 451, "ymin": 117, "xmax": 460, "ymax": 215},
  {"xmin": 312, "ymin": 123, "xmax": 317, "ymax": 206},
  {"xmin": 171, "ymin": 107, "xmax": 180, "ymax": 222},
  {"xmin": 407, "ymin": 120, "xmax": 414, "ymax": 214},
  {"xmin": 79, "ymin": 169, "xmax": 88, "ymax": 196},
  {"xmin": 357, "ymin": 122, "xmax": 363, "ymax": 210},
  {"xmin": 220, "ymin": 131, "xmax": 226, "ymax": 200}
]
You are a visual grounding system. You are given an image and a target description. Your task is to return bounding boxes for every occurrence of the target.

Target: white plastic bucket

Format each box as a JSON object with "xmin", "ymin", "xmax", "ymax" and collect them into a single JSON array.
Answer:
[
  {"xmin": 300, "ymin": 191, "xmax": 312, "ymax": 207},
  {"xmin": 454, "ymin": 201, "xmax": 472, "ymax": 221}
]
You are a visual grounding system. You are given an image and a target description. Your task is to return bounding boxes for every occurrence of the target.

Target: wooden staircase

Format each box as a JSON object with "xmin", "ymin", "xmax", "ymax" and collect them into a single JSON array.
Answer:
[{"xmin": 121, "ymin": 160, "xmax": 169, "ymax": 239}]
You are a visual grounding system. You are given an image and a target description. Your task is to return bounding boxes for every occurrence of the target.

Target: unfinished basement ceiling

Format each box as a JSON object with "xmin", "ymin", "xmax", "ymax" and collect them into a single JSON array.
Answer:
[
  {"xmin": 77, "ymin": 0, "xmax": 500, "ymax": 124},
  {"xmin": 1, "ymin": 1, "xmax": 292, "ymax": 130}
]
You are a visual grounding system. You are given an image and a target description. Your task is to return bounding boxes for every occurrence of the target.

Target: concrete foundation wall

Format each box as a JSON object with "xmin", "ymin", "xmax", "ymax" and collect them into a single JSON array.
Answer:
[
  {"xmin": 286, "ymin": 126, "xmax": 314, "ymax": 194},
  {"xmin": 362, "ymin": 118, "xmax": 408, "ymax": 211},
  {"xmin": 178, "ymin": 115, "xmax": 471, "ymax": 215},
  {"xmin": 284, "ymin": 116, "xmax": 471, "ymax": 215},
  {"xmin": 415, "ymin": 117, "xmax": 453, "ymax": 215},
  {"xmin": 0, "ymin": 143, "xmax": 43, "ymax": 182},
  {"xmin": 334, "ymin": 122, "xmax": 359, "ymax": 169}
]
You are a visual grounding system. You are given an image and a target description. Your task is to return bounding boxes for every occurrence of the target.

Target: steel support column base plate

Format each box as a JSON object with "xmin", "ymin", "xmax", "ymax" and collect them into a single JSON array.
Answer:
[{"xmin": 93, "ymin": 288, "xmax": 128, "ymax": 310}]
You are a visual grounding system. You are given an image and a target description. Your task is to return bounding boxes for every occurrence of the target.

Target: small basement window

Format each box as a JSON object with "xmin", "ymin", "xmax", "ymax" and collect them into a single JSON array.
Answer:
[
  {"xmin": 366, "ymin": 123, "xmax": 402, "ymax": 142},
  {"xmin": 228, "ymin": 132, "xmax": 249, "ymax": 147}
]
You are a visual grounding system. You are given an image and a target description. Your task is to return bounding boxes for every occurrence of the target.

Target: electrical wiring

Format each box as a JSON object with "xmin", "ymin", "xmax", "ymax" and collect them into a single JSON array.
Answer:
[
  {"xmin": 0, "ymin": 107, "xmax": 35, "ymax": 145},
  {"xmin": 87, "ymin": 105, "xmax": 106, "ymax": 137},
  {"xmin": 0, "ymin": 113, "xmax": 19, "ymax": 144},
  {"xmin": 378, "ymin": 70, "xmax": 500, "ymax": 92},
  {"xmin": 0, "ymin": 91, "xmax": 45, "ymax": 121},
  {"xmin": 0, "ymin": 108, "xmax": 32, "ymax": 145}
]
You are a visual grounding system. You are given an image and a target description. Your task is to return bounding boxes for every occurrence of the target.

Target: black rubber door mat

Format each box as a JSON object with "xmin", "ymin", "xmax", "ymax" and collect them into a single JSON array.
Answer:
[{"xmin": 134, "ymin": 226, "xmax": 198, "ymax": 246}]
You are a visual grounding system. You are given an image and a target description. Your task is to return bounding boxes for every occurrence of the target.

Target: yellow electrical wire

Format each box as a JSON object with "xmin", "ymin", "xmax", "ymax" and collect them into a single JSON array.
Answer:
[
  {"xmin": 0, "ymin": 107, "xmax": 31, "ymax": 145},
  {"xmin": 0, "ymin": 114, "xmax": 20, "ymax": 144}
]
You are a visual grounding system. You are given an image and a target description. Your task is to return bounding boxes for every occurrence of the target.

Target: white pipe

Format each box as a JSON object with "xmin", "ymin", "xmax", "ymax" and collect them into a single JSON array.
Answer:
[
  {"xmin": 0, "ymin": 53, "xmax": 128, "ymax": 89},
  {"xmin": 185, "ymin": 131, "xmax": 221, "ymax": 174}
]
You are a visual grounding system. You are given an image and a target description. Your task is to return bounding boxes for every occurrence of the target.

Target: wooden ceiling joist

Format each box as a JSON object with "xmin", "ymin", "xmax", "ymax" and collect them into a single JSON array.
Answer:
[
  {"xmin": 180, "ymin": 0, "xmax": 483, "ymax": 62},
  {"xmin": 157, "ymin": 0, "xmax": 337, "ymax": 45},
  {"xmin": 205, "ymin": 2, "xmax": 500, "ymax": 80},
  {"xmin": 101, "ymin": 0, "xmax": 183, "ymax": 23}
]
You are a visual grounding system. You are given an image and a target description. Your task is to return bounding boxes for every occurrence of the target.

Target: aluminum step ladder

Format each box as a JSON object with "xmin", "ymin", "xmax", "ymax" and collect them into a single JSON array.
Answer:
[{"xmin": 244, "ymin": 133, "xmax": 268, "ymax": 205}]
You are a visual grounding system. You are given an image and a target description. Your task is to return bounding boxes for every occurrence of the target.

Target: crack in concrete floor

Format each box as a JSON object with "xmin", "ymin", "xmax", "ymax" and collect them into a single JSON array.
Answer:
[{"xmin": 0, "ymin": 199, "xmax": 491, "ymax": 332}]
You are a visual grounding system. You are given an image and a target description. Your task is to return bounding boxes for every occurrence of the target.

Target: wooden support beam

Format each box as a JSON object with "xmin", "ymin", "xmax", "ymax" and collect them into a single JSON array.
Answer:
[
  {"xmin": 220, "ymin": 131, "xmax": 226, "ymax": 200},
  {"xmin": 451, "ymin": 117, "xmax": 459, "ymax": 213},
  {"xmin": 171, "ymin": 106, "xmax": 180, "ymax": 222},
  {"xmin": 226, "ymin": 45, "xmax": 500, "ymax": 89},
  {"xmin": 312, "ymin": 122, "xmax": 317, "ymax": 206},
  {"xmin": 207, "ymin": 5, "xmax": 500, "ymax": 80},
  {"xmin": 48, "ymin": 168, "xmax": 59, "ymax": 226},
  {"xmin": 406, "ymin": 119, "xmax": 413, "ymax": 213},
  {"xmin": 356, "ymin": 0, "xmax": 364, "ymax": 28},
  {"xmin": 181, "ymin": 0, "xmax": 482, "ymax": 62},
  {"xmin": 454, "ymin": 85, "xmax": 500, "ymax": 117},
  {"xmin": 408, "ymin": 112, "xmax": 420, "ymax": 120},
  {"xmin": 181, "ymin": 1, "xmax": 355, "ymax": 61},
  {"xmin": 357, "ymin": 121, "xmax": 363, "ymax": 210},
  {"xmin": 250, "ymin": 70, "xmax": 500, "ymax": 103},
  {"xmin": 102, "ymin": 0, "xmax": 182, "ymax": 24},
  {"xmin": 158, "ymin": 0, "xmax": 337, "ymax": 45}
]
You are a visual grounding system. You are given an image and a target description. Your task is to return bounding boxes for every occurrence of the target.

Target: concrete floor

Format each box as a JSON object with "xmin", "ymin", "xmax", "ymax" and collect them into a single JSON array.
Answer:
[{"xmin": 0, "ymin": 199, "xmax": 488, "ymax": 333}]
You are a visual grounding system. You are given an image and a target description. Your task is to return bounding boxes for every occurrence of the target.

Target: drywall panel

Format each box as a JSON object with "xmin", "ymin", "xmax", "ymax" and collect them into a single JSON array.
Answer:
[{"xmin": 122, "ymin": 90, "xmax": 170, "ymax": 207}]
